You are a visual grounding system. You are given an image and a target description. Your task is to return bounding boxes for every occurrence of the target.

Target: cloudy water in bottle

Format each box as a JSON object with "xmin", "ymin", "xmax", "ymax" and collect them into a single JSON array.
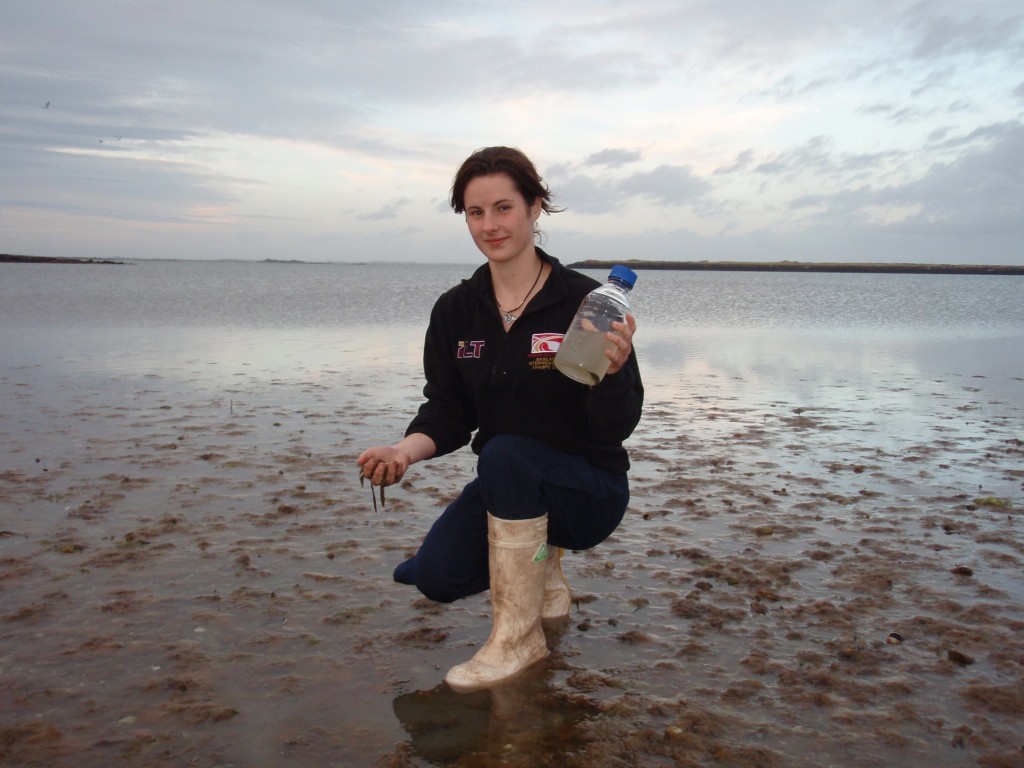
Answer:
[{"xmin": 554, "ymin": 265, "xmax": 637, "ymax": 385}]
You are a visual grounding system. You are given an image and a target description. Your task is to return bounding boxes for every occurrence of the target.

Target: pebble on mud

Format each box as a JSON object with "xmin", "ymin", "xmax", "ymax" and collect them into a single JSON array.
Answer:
[{"xmin": 947, "ymin": 649, "xmax": 975, "ymax": 666}]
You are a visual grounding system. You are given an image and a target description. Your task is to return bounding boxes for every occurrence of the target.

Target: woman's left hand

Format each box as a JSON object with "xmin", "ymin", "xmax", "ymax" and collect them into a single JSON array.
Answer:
[{"xmin": 604, "ymin": 312, "xmax": 636, "ymax": 376}]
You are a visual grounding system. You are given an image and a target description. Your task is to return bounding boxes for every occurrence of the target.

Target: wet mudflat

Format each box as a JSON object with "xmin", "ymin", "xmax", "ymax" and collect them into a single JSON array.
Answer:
[{"xmin": 1, "ymin": 325, "xmax": 1021, "ymax": 768}]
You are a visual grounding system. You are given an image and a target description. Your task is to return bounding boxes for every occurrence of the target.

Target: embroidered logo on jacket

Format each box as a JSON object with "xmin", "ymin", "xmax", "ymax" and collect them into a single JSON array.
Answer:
[
  {"xmin": 530, "ymin": 333, "xmax": 563, "ymax": 357},
  {"xmin": 457, "ymin": 340, "xmax": 485, "ymax": 359},
  {"xmin": 528, "ymin": 333, "xmax": 563, "ymax": 371}
]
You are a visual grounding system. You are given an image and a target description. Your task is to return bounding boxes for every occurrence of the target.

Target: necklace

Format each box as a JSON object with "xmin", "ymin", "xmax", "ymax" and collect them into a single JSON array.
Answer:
[{"xmin": 497, "ymin": 260, "xmax": 544, "ymax": 326}]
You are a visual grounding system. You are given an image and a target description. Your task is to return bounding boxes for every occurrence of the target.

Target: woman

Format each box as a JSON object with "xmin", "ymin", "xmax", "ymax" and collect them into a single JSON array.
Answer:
[{"xmin": 358, "ymin": 146, "xmax": 643, "ymax": 691}]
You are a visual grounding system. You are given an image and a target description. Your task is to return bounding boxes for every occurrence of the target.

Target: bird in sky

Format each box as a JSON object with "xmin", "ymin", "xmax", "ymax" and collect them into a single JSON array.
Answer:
[{"xmin": 42, "ymin": 101, "xmax": 50, "ymax": 109}]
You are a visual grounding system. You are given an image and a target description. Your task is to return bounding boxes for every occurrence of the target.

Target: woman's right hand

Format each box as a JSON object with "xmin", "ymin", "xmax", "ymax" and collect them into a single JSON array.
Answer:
[
  {"xmin": 357, "ymin": 446, "xmax": 410, "ymax": 488},
  {"xmin": 357, "ymin": 433, "xmax": 436, "ymax": 488}
]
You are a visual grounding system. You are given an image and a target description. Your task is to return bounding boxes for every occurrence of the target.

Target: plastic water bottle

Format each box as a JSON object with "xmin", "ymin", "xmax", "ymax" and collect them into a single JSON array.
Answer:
[{"xmin": 554, "ymin": 265, "xmax": 637, "ymax": 385}]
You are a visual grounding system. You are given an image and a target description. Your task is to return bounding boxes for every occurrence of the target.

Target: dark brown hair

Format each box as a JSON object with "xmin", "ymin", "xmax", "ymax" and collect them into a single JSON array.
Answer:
[{"xmin": 449, "ymin": 146, "xmax": 563, "ymax": 216}]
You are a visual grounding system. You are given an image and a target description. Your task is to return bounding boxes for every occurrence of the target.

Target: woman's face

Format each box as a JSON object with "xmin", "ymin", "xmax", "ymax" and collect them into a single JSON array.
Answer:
[{"xmin": 463, "ymin": 173, "xmax": 541, "ymax": 265}]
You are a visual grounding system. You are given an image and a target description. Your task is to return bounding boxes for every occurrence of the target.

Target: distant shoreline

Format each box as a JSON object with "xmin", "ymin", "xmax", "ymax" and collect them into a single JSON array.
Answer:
[
  {"xmin": 1, "ymin": 254, "xmax": 124, "ymax": 265},
  {"xmin": 569, "ymin": 259, "xmax": 1024, "ymax": 275},
  {"xmin": 4, "ymin": 253, "xmax": 1021, "ymax": 274}
]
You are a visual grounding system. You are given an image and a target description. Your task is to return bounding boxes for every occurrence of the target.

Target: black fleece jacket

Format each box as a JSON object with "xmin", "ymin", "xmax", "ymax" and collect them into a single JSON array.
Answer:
[{"xmin": 405, "ymin": 250, "xmax": 643, "ymax": 474}]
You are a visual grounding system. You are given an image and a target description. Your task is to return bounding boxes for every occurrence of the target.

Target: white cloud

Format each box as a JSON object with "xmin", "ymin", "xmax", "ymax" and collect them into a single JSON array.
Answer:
[{"xmin": 584, "ymin": 148, "xmax": 643, "ymax": 167}]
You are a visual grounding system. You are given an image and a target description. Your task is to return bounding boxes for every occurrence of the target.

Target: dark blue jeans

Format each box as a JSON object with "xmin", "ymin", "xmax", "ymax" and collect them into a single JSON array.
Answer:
[{"xmin": 393, "ymin": 435, "xmax": 629, "ymax": 603}]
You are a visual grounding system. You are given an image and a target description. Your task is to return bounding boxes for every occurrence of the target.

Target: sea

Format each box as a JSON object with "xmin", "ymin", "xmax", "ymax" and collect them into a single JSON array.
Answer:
[
  {"xmin": 2, "ymin": 259, "xmax": 1022, "ymax": 453},
  {"xmin": 4, "ymin": 258, "xmax": 1023, "ymax": 385},
  {"xmin": 1, "ymin": 259, "xmax": 1023, "ymax": 767}
]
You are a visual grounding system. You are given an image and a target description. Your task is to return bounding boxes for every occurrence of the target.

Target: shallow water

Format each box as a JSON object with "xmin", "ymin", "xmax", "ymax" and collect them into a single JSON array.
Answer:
[{"xmin": 1, "ymin": 261, "xmax": 1022, "ymax": 766}]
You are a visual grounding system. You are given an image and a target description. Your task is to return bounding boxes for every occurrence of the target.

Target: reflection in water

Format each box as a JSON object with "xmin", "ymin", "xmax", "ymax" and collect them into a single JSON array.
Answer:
[
  {"xmin": 391, "ymin": 621, "xmax": 603, "ymax": 766},
  {"xmin": 393, "ymin": 676, "xmax": 599, "ymax": 766},
  {"xmin": 2, "ymin": 323, "xmax": 425, "ymax": 389},
  {"xmin": 392, "ymin": 685, "xmax": 493, "ymax": 763},
  {"xmin": 639, "ymin": 326, "xmax": 1023, "ymax": 437}
]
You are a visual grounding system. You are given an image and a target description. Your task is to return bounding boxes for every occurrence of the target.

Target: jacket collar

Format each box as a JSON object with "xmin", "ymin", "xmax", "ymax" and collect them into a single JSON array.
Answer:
[{"xmin": 469, "ymin": 248, "xmax": 569, "ymax": 312}]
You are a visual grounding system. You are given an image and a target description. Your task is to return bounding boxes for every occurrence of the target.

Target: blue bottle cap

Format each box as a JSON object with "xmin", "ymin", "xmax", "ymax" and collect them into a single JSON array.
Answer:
[{"xmin": 609, "ymin": 265, "xmax": 637, "ymax": 288}]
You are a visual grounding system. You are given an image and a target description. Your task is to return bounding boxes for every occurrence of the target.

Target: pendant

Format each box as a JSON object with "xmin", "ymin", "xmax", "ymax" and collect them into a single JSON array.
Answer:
[{"xmin": 502, "ymin": 310, "xmax": 517, "ymax": 326}]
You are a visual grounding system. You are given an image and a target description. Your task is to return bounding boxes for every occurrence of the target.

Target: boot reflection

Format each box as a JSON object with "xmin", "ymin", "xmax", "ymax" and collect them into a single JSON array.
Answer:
[
  {"xmin": 392, "ymin": 597, "xmax": 581, "ymax": 763},
  {"xmin": 392, "ymin": 683, "xmax": 491, "ymax": 763},
  {"xmin": 392, "ymin": 666, "xmax": 554, "ymax": 766}
]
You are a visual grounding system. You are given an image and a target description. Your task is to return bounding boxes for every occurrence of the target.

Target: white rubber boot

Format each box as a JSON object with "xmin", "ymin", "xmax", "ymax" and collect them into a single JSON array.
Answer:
[
  {"xmin": 542, "ymin": 546, "xmax": 572, "ymax": 619},
  {"xmin": 445, "ymin": 513, "xmax": 549, "ymax": 692}
]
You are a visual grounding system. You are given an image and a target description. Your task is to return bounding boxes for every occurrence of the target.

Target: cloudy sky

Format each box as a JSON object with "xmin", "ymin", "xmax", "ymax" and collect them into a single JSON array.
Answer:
[{"xmin": 3, "ymin": 1, "xmax": 1022, "ymax": 264}]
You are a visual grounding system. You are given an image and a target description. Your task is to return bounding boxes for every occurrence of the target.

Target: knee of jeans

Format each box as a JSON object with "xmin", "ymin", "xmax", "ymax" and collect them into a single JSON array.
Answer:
[
  {"xmin": 478, "ymin": 434, "xmax": 512, "ymax": 464},
  {"xmin": 478, "ymin": 434, "xmax": 530, "ymax": 481},
  {"xmin": 413, "ymin": 559, "xmax": 465, "ymax": 604},
  {"xmin": 418, "ymin": 581, "xmax": 459, "ymax": 604},
  {"xmin": 416, "ymin": 561, "xmax": 487, "ymax": 604}
]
